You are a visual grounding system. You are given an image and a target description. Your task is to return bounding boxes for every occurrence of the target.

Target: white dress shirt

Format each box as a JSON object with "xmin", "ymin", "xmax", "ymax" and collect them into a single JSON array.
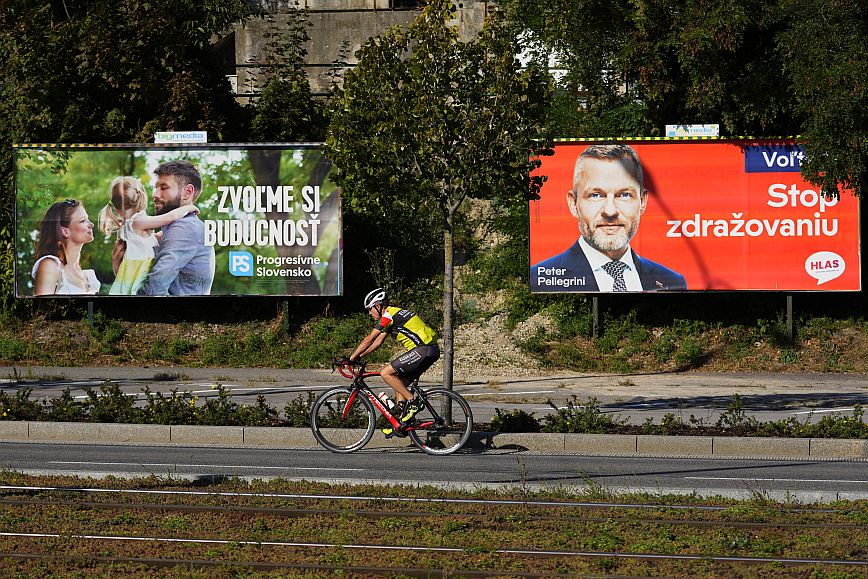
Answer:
[{"xmin": 579, "ymin": 237, "xmax": 643, "ymax": 291}]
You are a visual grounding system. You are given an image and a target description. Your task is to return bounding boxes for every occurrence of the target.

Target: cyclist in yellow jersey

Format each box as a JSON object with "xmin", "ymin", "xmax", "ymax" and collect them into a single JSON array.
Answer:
[{"xmin": 349, "ymin": 288, "xmax": 440, "ymax": 435}]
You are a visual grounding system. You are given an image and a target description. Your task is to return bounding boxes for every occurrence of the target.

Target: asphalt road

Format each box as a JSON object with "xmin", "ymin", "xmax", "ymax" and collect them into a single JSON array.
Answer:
[
  {"xmin": 3, "ymin": 365, "xmax": 867, "ymax": 425},
  {"xmin": 2, "ymin": 441, "xmax": 866, "ymax": 502}
]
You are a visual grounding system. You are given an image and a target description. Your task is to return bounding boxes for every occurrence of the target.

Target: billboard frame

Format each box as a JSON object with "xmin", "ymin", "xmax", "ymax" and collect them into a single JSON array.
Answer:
[
  {"xmin": 528, "ymin": 136, "xmax": 862, "ymax": 295},
  {"xmin": 13, "ymin": 142, "xmax": 342, "ymax": 299}
]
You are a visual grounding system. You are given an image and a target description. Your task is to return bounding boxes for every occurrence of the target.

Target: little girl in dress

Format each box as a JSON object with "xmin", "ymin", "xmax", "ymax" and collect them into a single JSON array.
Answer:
[{"xmin": 98, "ymin": 176, "xmax": 198, "ymax": 295}]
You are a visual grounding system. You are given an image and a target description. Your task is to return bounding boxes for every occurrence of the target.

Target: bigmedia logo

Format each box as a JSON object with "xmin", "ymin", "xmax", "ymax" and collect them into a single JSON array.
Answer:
[{"xmin": 229, "ymin": 251, "xmax": 254, "ymax": 276}]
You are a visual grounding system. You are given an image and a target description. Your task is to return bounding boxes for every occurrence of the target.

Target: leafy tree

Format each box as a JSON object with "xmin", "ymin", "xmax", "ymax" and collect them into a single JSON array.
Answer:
[
  {"xmin": 324, "ymin": 0, "xmax": 551, "ymax": 391},
  {"xmin": 0, "ymin": 1, "xmax": 248, "ymax": 309},
  {"xmin": 776, "ymin": 0, "xmax": 867, "ymax": 198},
  {"xmin": 249, "ymin": 7, "xmax": 326, "ymax": 142},
  {"xmin": 500, "ymin": 0, "xmax": 866, "ymax": 197}
]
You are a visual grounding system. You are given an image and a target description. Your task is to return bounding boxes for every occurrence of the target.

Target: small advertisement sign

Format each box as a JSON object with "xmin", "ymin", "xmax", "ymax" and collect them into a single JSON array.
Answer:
[
  {"xmin": 529, "ymin": 139, "xmax": 860, "ymax": 292},
  {"xmin": 14, "ymin": 144, "xmax": 342, "ymax": 297}
]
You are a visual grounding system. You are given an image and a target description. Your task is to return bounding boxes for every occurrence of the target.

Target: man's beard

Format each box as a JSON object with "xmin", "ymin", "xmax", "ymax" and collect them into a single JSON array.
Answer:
[
  {"xmin": 155, "ymin": 196, "xmax": 181, "ymax": 215},
  {"xmin": 581, "ymin": 221, "xmax": 637, "ymax": 254}
]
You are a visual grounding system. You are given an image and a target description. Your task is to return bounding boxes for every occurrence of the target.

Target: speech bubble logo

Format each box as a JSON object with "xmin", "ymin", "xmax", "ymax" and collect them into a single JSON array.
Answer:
[{"xmin": 804, "ymin": 251, "xmax": 845, "ymax": 285}]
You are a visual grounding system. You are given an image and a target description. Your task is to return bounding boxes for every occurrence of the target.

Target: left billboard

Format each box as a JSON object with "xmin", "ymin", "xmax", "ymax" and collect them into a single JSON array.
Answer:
[{"xmin": 14, "ymin": 144, "xmax": 342, "ymax": 297}]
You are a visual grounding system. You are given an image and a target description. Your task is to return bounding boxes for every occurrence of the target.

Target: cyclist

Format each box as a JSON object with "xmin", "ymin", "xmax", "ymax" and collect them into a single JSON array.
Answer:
[{"xmin": 349, "ymin": 288, "xmax": 440, "ymax": 436}]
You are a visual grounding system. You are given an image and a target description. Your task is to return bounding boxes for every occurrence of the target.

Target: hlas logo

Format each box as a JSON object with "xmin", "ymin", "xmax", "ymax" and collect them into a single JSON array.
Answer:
[
  {"xmin": 804, "ymin": 251, "xmax": 845, "ymax": 285},
  {"xmin": 229, "ymin": 251, "xmax": 253, "ymax": 276}
]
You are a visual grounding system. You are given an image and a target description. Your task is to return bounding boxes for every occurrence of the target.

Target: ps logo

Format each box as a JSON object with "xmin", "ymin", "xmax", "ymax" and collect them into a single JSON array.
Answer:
[{"xmin": 229, "ymin": 251, "xmax": 253, "ymax": 276}]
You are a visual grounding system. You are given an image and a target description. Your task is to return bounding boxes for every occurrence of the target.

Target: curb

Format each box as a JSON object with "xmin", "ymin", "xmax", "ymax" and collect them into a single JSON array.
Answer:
[{"xmin": 1, "ymin": 421, "xmax": 866, "ymax": 459}]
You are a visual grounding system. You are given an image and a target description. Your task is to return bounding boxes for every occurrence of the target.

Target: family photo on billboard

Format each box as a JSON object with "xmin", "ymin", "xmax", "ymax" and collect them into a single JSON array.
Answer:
[
  {"xmin": 529, "ymin": 139, "xmax": 861, "ymax": 293},
  {"xmin": 15, "ymin": 145, "xmax": 342, "ymax": 298}
]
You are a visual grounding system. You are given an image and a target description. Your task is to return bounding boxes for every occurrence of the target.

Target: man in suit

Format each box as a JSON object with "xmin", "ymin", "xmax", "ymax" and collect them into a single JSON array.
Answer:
[{"xmin": 530, "ymin": 144, "xmax": 686, "ymax": 292}]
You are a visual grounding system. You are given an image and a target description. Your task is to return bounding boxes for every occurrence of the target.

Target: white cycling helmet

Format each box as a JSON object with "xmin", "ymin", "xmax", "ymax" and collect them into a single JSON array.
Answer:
[{"xmin": 363, "ymin": 288, "xmax": 388, "ymax": 310}]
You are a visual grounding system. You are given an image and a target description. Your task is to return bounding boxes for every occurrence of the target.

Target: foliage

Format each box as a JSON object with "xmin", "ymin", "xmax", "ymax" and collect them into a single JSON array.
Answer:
[
  {"xmin": 284, "ymin": 392, "xmax": 317, "ymax": 427},
  {"xmin": 324, "ymin": 0, "xmax": 551, "ymax": 388},
  {"xmin": 541, "ymin": 396, "xmax": 629, "ymax": 434},
  {"xmin": 87, "ymin": 312, "xmax": 126, "ymax": 354},
  {"xmin": 0, "ymin": 387, "xmax": 43, "ymax": 420},
  {"xmin": 44, "ymin": 387, "xmax": 86, "ymax": 422},
  {"xmin": 83, "ymin": 381, "xmax": 139, "ymax": 423},
  {"xmin": 776, "ymin": 0, "xmax": 867, "ymax": 197},
  {"xmin": 2, "ymin": 386, "xmax": 866, "ymax": 438},
  {"xmin": 489, "ymin": 408, "xmax": 541, "ymax": 433},
  {"xmin": 140, "ymin": 387, "xmax": 199, "ymax": 425},
  {"xmin": 248, "ymin": 8, "xmax": 326, "ymax": 142},
  {"xmin": 286, "ymin": 313, "xmax": 387, "ymax": 368},
  {"xmin": 0, "ymin": 1, "xmax": 250, "ymax": 311},
  {"xmin": 198, "ymin": 386, "xmax": 277, "ymax": 426},
  {"xmin": 500, "ymin": 0, "xmax": 866, "ymax": 196}
]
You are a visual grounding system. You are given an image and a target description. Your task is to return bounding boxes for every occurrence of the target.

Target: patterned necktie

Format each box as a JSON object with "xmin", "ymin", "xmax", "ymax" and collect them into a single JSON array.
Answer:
[{"xmin": 602, "ymin": 260, "xmax": 627, "ymax": 292}]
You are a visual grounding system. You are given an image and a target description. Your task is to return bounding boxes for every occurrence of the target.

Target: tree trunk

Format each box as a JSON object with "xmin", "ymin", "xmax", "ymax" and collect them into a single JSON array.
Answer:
[{"xmin": 442, "ymin": 212, "xmax": 454, "ymax": 422}]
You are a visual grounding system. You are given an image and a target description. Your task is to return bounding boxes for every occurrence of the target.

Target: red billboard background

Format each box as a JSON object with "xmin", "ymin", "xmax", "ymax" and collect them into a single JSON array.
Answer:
[{"xmin": 529, "ymin": 139, "xmax": 861, "ymax": 291}]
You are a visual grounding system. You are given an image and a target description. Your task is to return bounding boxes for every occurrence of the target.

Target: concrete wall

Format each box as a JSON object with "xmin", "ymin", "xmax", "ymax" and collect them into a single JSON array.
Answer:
[{"xmin": 235, "ymin": 0, "xmax": 489, "ymax": 97}]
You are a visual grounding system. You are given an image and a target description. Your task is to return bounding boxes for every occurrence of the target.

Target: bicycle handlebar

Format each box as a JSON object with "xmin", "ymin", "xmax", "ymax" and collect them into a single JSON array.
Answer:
[{"xmin": 332, "ymin": 355, "xmax": 366, "ymax": 379}]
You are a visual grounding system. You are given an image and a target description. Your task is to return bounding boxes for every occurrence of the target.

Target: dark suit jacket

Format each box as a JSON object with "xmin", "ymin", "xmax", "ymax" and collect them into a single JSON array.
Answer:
[{"xmin": 530, "ymin": 241, "xmax": 687, "ymax": 292}]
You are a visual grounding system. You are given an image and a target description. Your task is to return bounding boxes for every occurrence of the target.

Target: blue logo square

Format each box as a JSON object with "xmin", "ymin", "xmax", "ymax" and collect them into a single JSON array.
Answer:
[{"xmin": 228, "ymin": 251, "xmax": 253, "ymax": 276}]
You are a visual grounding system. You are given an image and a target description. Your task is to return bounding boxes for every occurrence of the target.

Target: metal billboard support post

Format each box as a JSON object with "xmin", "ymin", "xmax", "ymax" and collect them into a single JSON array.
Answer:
[
  {"xmin": 786, "ymin": 294, "xmax": 793, "ymax": 344},
  {"xmin": 592, "ymin": 296, "xmax": 599, "ymax": 338},
  {"xmin": 87, "ymin": 300, "xmax": 94, "ymax": 329}
]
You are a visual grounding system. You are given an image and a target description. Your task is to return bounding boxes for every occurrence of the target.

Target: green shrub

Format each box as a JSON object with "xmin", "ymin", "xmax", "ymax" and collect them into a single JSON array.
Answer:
[
  {"xmin": 140, "ymin": 387, "xmax": 198, "ymax": 425},
  {"xmin": 715, "ymin": 394, "xmax": 759, "ymax": 435},
  {"xmin": 802, "ymin": 405, "xmax": 867, "ymax": 439},
  {"xmin": 87, "ymin": 312, "xmax": 126, "ymax": 354},
  {"xmin": 674, "ymin": 337, "xmax": 704, "ymax": 367},
  {"xmin": 545, "ymin": 296, "xmax": 592, "ymax": 338},
  {"xmin": 197, "ymin": 385, "xmax": 278, "ymax": 426},
  {"xmin": 541, "ymin": 396, "xmax": 627, "ymax": 434},
  {"xmin": 82, "ymin": 381, "xmax": 140, "ymax": 423},
  {"xmin": 287, "ymin": 313, "xmax": 382, "ymax": 368},
  {"xmin": 0, "ymin": 387, "xmax": 44, "ymax": 420},
  {"xmin": 489, "ymin": 408, "xmax": 541, "ymax": 432},
  {"xmin": 518, "ymin": 327, "xmax": 549, "ymax": 357},
  {"xmin": 148, "ymin": 337, "xmax": 196, "ymax": 362},
  {"xmin": 640, "ymin": 412, "xmax": 700, "ymax": 435},
  {"xmin": 549, "ymin": 342, "xmax": 595, "ymax": 371},
  {"xmin": 234, "ymin": 395, "xmax": 278, "ymax": 426},
  {"xmin": 462, "ymin": 243, "xmax": 526, "ymax": 293},
  {"xmin": 45, "ymin": 388, "xmax": 86, "ymax": 422},
  {"xmin": 0, "ymin": 337, "xmax": 30, "ymax": 361},
  {"xmin": 201, "ymin": 334, "xmax": 241, "ymax": 365},
  {"xmin": 284, "ymin": 392, "xmax": 316, "ymax": 427}
]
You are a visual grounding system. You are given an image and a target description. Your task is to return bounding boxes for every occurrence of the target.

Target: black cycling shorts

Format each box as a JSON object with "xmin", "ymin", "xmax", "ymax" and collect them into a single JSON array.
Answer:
[{"xmin": 390, "ymin": 343, "xmax": 440, "ymax": 380}]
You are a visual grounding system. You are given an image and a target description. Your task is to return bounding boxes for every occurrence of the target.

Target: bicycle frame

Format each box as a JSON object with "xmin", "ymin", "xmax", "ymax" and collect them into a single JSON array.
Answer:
[{"xmin": 335, "ymin": 360, "xmax": 434, "ymax": 433}]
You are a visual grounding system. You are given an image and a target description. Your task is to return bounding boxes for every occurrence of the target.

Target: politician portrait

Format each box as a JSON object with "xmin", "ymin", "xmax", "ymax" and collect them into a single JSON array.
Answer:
[{"xmin": 530, "ymin": 143, "xmax": 687, "ymax": 292}]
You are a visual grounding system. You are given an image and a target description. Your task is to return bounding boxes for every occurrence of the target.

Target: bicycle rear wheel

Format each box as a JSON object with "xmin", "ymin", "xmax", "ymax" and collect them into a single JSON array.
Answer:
[
  {"xmin": 407, "ymin": 389, "xmax": 473, "ymax": 455},
  {"xmin": 310, "ymin": 387, "xmax": 376, "ymax": 453}
]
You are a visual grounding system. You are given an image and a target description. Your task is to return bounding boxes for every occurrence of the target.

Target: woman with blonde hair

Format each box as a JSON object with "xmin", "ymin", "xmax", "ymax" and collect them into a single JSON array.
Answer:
[
  {"xmin": 98, "ymin": 176, "xmax": 197, "ymax": 295},
  {"xmin": 32, "ymin": 199, "xmax": 100, "ymax": 295}
]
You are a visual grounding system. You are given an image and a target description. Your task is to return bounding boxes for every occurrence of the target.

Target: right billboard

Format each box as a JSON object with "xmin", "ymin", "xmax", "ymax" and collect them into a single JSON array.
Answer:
[{"xmin": 529, "ymin": 139, "xmax": 861, "ymax": 292}]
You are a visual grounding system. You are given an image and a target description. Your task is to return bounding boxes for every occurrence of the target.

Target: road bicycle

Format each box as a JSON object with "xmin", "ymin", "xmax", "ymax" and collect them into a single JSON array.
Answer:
[{"xmin": 310, "ymin": 356, "xmax": 473, "ymax": 455}]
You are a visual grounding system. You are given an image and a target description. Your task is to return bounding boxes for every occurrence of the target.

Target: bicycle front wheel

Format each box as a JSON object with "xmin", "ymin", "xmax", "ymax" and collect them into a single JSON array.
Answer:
[
  {"xmin": 407, "ymin": 389, "xmax": 473, "ymax": 456},
  {"xmin": 310, "ymin": 387, "xmax": 376, "ymax": 453}
]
